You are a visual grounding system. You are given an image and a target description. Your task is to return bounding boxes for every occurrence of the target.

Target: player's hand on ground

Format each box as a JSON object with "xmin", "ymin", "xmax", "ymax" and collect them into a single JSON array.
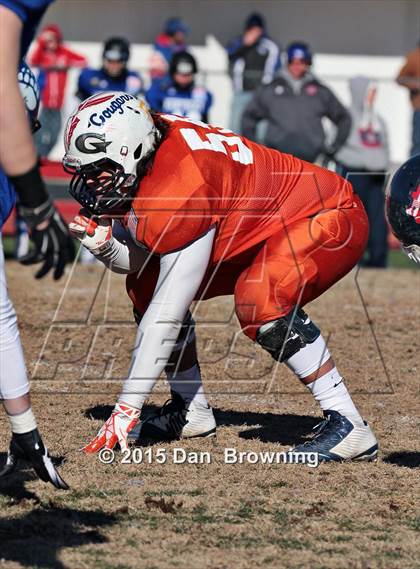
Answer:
[
  {"xmin": 0, "ymin": 429, "xmax": 69, "ymax": 490},
  {"xmin": 69, "ymin": 210, "xmax": 113, "ymax": 254},
  {"xmin": 83, "ymin": 403, "xmax": 140, "ymax": 454},
  {"xmin": 19, "ymin": 200, "xmax": 75, "ymax": 280}
]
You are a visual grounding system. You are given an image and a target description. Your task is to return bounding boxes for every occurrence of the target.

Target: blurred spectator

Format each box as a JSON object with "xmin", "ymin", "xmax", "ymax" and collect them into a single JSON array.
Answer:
[
  {"xmin": 149, "ymin": 17, "xmax": 190, "ymax": 86},
  {"xmin": 226, "ymin": 12, "xmax": 280, "ymax": 135},
  {"xmin": 146, "ymin": 52, "xmax": 212, "ymax": 122},
  {"xmin": 336, "ymin": 77, "xmax": 390, "ymax": 268},
  {"xmin": 396, "ymin": 41, "xmax": 420, "ymax": 157},
  {"xmin": 77, "ymin": 37, "xmax": 143, "ymax": 101},
  {"xmin": 242, "ymin": 42, "xmax": 351, "ymax": 163},
  {"xmin": 29, "ymin": 24, "xmax": 86, "ymax": 159}
]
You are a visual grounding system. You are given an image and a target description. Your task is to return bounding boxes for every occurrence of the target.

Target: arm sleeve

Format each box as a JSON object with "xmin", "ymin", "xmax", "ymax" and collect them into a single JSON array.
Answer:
[
  {"xmin": 241, "ymin": 87, "xmax": 269, "ymax": 140},
  {"xmin": 118, "ymin": 227, "xmax": 215, "ymax": 408},
  {"xmin": 66, "ymin": 48, "xmax": 87, "ymax": 67},
  {"xmin": 93, "ymin": 220, "xmax": 150, "ymax": 274},
  {"xmin": 28, "ymin": 42, "xmax": 42, "ymax": 66},
  {"xmin": 324, "ymin": 89, "xmax": 352, "ymax": 153},
  {"xmin": 262, "ymin": 40, "xmax": 280, "ymax": 84}
]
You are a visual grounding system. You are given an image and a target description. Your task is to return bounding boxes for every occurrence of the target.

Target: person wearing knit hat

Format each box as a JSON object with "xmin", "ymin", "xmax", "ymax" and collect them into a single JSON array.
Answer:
[
  {"xmin": 226, "ymin": 12, "xmax": 281, "ymax": 137},
  {"xmin": 146, "ymin": 51, "xmax": 213, "ymax": 123},
  {"xmin": 242, "ymin": 41, "xmax": 351, "ymax": 163}
]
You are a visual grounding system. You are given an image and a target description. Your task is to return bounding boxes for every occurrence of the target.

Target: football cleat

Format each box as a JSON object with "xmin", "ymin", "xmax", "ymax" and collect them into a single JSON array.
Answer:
[
  {"xmin": 136, "ymin": 392, "xmax": 217, "ymax": 441},
  {"xmin": 290, "ymin": 410, "xmax": 378, "ymax": 462},
  {"xmin": 0, "ymin": 429, "xmax": 69, "ymax": 489}
]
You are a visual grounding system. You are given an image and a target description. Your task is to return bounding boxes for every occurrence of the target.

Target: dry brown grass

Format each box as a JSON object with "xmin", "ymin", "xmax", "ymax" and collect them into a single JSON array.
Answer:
[{"xmin": 1, "ymin": 262, "xmax": 419, "ymax": 569}]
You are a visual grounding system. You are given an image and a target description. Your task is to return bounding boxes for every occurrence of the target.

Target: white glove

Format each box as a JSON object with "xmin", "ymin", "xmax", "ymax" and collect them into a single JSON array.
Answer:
[
  {"xmin": 83, "ymin": 402, "xmax": 140, "ymax": 453},
  {"xmin": 402, "ymin": 244, "xmax": 420, "ymax": 264},
  {"xmin": 69, "ymin": 211, "xmax": 113, "ymax": 255}
]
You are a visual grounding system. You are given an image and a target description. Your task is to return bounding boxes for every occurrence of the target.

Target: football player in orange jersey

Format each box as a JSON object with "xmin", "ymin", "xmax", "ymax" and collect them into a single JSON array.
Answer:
[{"xmin": 65, "ymin": 92, "xmax": 378, "ymax": 462}]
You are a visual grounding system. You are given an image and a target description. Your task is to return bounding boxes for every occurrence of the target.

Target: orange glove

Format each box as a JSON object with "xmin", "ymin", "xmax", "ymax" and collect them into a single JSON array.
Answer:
[{"xmin": 83, "ymin": 403, "xmax": 140, "ymax": 454}]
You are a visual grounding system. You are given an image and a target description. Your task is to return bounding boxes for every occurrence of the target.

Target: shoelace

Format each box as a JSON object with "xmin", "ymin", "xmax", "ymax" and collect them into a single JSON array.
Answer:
[
  {"xmin": 156, "ymin": 397, "xmax": 189, "ymax": 435},
  {"xmin": 159, "ymin": 397, "xmax": 184, "ymax": 416},
  {"xmin": 297, "ymin": 415, "xmax": 333, "ymax": 448},
  {"xmin": 312, "ymin": 415, "xmax": 331, "ymax": 436}
]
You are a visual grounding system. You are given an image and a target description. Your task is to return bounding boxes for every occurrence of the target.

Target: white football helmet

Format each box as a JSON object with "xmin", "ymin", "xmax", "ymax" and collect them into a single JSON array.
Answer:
[{"xmin": 63, "ymin": 91, "xmax": 158, "ymax": 214}]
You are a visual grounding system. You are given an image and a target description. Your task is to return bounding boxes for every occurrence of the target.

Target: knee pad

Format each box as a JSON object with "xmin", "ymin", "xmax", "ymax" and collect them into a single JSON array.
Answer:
[{"xmin": 256, "ymin": 307, "xmax": 320, "ymax": 362}]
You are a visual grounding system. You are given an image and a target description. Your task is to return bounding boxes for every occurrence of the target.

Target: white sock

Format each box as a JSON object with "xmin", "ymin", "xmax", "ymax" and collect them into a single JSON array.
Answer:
[
  {"xmin": 306, "ymin": 367, "xmax": 363, "ymax": 421},
  {"xmin": 8, "ymin": 407, "xmax": 37, "ymax": 434},
  {"xmin": 166, "ymin": 364, "xmax": 209, "ymax": 407},
  {"xmin": 286, "ymin": 335, "xmax": 331, "ymax": 378}
]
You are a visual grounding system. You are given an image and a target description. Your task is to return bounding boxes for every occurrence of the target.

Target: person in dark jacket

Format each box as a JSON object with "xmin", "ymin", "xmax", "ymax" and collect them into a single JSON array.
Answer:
[
  {"xmin": 226, "ymin": 12, "xmax": 280, "ymax": 135},
  {"xmin": 242, "ymin": 42, "xmax": 351, "ymax": 163},
  {"xmin": 146, "ymin": 52, "xmax": 212, "ymax": 122}
]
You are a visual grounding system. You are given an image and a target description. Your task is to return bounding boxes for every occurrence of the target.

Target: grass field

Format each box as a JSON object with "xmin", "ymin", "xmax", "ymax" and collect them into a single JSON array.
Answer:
[{"xmin": 0, "ymin": 261, "xmax": 419, "ymax": 569}]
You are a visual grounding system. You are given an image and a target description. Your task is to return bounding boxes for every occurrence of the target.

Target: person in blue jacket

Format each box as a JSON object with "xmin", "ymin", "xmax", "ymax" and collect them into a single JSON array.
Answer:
[
  {"xmin": 0, "ymin": 0, "xmax": 71, "ymax": 489},
  {"xmin": 146, "ymin": 51, "xmax": 212, "ymax": 122},
  {"xmin": 77, "ymin": 36, "xmax": 143, "ymax": 101}
]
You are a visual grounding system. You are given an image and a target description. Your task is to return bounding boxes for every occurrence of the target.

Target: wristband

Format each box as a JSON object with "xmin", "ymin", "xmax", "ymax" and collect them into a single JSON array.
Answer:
[
  {"xmin": 9, "ymin": 164, "xmax": 49, "ymax": 209},
  {"xmin": 19, "ymin": 199, "xmax": 55, "ymax": 229}
]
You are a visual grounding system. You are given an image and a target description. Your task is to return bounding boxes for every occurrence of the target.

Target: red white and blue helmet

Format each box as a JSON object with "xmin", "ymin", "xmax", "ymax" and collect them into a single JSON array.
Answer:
[
  {"xmin": 18, "ymin": 60, "xmax": 40, "ymax": 133},
  {"xmin": 386, "ymin": 154, "xmax": 420, "ymax": 263}
]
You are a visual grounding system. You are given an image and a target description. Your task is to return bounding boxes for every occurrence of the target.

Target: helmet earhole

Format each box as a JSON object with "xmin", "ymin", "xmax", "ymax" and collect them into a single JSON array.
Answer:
[{"xmin": 134, "ymin": 143, "xmax": 143, "ymax": 160}]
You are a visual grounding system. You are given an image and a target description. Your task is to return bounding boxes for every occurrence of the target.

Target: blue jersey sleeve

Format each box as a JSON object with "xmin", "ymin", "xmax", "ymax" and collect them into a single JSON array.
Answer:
[
  {"xmin": 0, "ymin": 0, "xmax": 53, "ymax": 21},
  {"xmin": 0, "ymin": 0, "xmax": 54, "ymax": 56}
]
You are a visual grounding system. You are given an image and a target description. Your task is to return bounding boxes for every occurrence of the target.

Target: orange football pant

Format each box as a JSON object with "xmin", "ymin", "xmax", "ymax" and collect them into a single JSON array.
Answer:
[{"xmin": 126, "ymin": 197, "xmax": 368, "ymax": 341}]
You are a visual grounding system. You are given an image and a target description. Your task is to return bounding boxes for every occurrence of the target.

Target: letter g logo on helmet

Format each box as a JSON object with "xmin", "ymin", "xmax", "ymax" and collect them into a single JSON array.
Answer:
[{"xmin": 75, "ymin": 133, "xmax": 112, "ymax": 154}]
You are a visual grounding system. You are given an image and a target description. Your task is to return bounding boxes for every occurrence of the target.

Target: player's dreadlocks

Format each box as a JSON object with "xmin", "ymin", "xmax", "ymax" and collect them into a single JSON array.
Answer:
[{"xmin": 135, "ymin": 114, "xmax": 170, "ymax": 183}]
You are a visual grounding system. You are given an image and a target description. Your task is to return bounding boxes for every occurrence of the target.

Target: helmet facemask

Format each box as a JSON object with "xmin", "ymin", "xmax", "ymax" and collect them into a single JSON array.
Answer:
[{"xmin": 64, "ymin": 157, "xmax": 137, "ymax": 215}]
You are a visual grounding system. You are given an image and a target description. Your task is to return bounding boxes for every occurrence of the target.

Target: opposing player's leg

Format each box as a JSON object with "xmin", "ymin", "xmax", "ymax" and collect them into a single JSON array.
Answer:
[
  {"xmin": 235, "ymin": 201, "xmax": 378, "ymax": 462},
  {"xmin": 0, "ymin": 237, "xmax": 68, "ymax": 488}
]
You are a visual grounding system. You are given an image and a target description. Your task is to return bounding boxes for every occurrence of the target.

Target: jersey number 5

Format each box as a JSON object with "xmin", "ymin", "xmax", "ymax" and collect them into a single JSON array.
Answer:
[{"xmin": 162, "ymin": 114, "xmax": 253, "ymax": 165}]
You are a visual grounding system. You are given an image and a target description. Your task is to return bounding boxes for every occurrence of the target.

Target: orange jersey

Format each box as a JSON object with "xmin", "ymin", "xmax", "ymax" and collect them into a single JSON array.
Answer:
[{"xmin": 125, "ymin": 114, "xmax": 355, "ymax": 262}]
